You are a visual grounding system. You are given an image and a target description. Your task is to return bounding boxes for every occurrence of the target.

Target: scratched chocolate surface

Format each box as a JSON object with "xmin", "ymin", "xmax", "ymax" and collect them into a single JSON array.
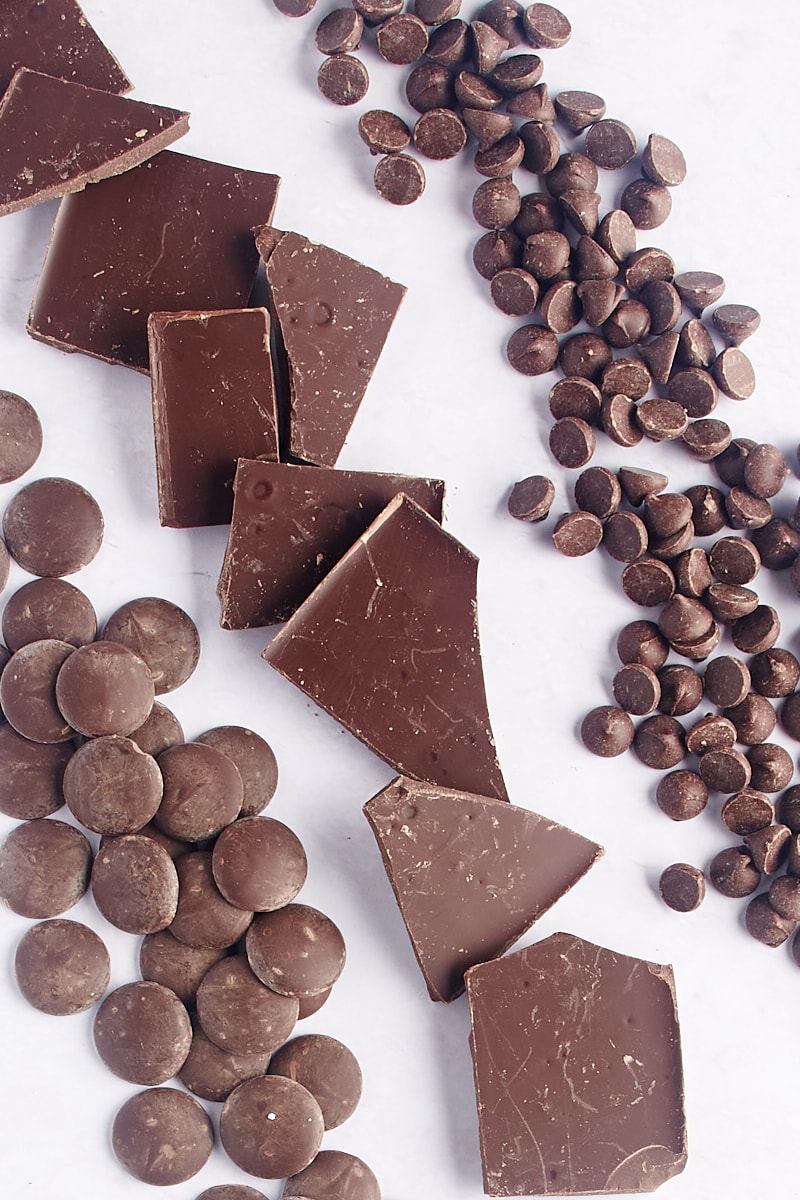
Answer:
[
  {"xmin": 217, "ymin": 459, "xmax": 445, "ymax": 626},
  {"xmin": 364, "ymin": 776, "xmax": 603, "ymax": 1001},
  {"xmin": 0, "ymin": 0, "xmax": 131, "ymax": 96},
  {"xmin": 466, "ymin": 933, "xmax": 687, "ymax": 1196}
]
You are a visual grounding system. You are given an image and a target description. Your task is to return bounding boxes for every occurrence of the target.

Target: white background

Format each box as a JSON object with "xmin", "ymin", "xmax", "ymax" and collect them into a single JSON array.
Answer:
[{"xmin": 0, "ymin": 1, "xmax": 799, "ymax": 1197}]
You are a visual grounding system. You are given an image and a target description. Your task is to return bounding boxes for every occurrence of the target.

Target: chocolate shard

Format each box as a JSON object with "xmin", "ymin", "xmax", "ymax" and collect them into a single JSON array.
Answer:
[
  {"xmin": 0, "ymin": 0, "xmax": 131, "ymax": 97},
  {"xmin": 255, "ymin": 226, "xmax": 406, "ymax": 467},
  {"xmin": 27, "ymin": 150, "xmax": 280, "ymax": 372},
  {"xmin": 263, "ymin": 493, "xmax": 507, "ymax": 801},
  {"xmin": 0, "ymin": 68, "xmax": 189, "ymax": 217},
  {"xmin": 466, "ymin": 933, "xmax": 687, "ymax": 1197},
  {"xmin": 217, "ymin": 459, "xmax": 445, "ymax": 627},
  {"xmin": 364, "ymin": 776, "xmax": 603, "ymax": 1002},
  {"xmin": 148, "ymin": 308, "xmax": 279, "ymax": 528}
]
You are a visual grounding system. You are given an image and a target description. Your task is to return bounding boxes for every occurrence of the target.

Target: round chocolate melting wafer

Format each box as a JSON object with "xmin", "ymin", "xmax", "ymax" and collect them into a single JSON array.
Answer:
[
  {"xmin": 55, "ymin": 640, "xmax": 154, "ymax": 737},
  {"xmin": 91, "ymin": 834, "xmax": 179, "ymax": 934},
  {"xmin": 93, "ymin": 980, "xmax": 192, "ymax": 1085},
  {"xmin": 0, "ymin": 723, "xmax": 72, "ymax": 820},
  {"xmin": 0, "ymin": 391, "xmax": 42, "ymax": 483},
  {"xmin": 155, "ymin": 741, "xmax": 243, "ymax": 842},
  {"xmin": 0, "ymin": 638, "xmax": 75, "ymax": 742},
  {"xmin": 139, "ymin": 928, "xmax": 228, "ymax": 1008},
  {"xmin": 112, "ymin": 1087, "xmax": 214, "ymax": 1186},
  {"xmin": 180, "ymin": 1023, "xmax": 272, "ymax": 1103},
  {"xmin": 15, "ymin": 918, "xmax": 110, "ymax": 1015},
  {"xmin": 212, "ymin": 816, "xmax": 307, "ymax": 912},
  {"xmin": 170, "ymin": 851, "xmax": 254, "ymax": 950},
  {"xmin": 196, "ymin": 955, "xmax": 299, "ymax": 1057},
  {"xmin": 101, "ymin": 596, "xmax": 200, "ymax": 694},
  {"xmin": 220, "ymin": 1075, "xmax": 324, "ymax": 1179},
  {"xmin": 269, "ymin": 1034, "xmax": 363, "ymax": 1130},
  {"xmin": 63, "ymin": 735, "xmax": 163, "ymax": 834},
  {"xmin": 246, "ymin": 903, "xmax": 346, "ymax": 999},
  {"xmin": 283, "ymin": 1150, "xmax": 382, "ymax": 1200},
  {"xmin": 129, "ymin": 700, "xmax": 185, "ymax": 757},
  {"xmin": 195, "ymin": 725, "xmax": 278, "ymax": 817},
  {"xmin": 0, "ymin": 818, "xmax": 92, "ymax": 918},
  {"xmin": 2, "ymin": 577, "xmax": 97, "ymax": 650},
  {"xmin": 3, "ymin": 477, "xmax": 103, "ymax": 577}
]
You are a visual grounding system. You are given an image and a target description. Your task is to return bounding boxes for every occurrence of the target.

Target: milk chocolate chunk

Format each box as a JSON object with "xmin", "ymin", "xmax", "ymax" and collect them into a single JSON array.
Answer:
[
  {"xmin": 112, "ymin": 1087, "xmax": 214, "ymax": 1186},
  {"xmin": 218, "ymin": 459, "xmax": 444, "ymax": 629},
  {"xmin": 364, "ymin": 776, "xmax": 602, "ymax": 1001},
  {"xmin": 15, "ymin": 918, "xmax": 110, "ymax": 1015},
  {"xmin": 256, "ymin": 227, "xmax": 406, "ymax": 467},
  {"xmin": 0, "ymin": 0, "xmax": 131, "ymax": 97},
  {"xmin": 0, "ymin": 68, "xmax": 188, "ymax": 216},
  {"xmin": 466, "ymin": 933, "xmax": 687, "ymax": 1196},
  {"xmin": 264, "ymin": 494, "xmax": 507, "ymax": 801},
  {"xmin": 28, "ymin": 151, "xmax": 280, "ymax": 372},
  {"xmin": 149, "ymin": 308, "xmax": 278, "ymax": 527},
  {"xmin": 283, "ymin": 1151, "xmax": 381, "ymax": 1200}
]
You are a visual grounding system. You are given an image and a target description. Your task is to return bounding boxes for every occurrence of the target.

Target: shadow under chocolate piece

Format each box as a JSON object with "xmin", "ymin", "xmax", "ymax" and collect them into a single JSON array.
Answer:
[
  {"xmin": 264, "ymin": 494, "xmax": 507, "ymax": 801},
  {"xmin": 0, "ymin": 68, "xmax": 189, "ymax": 217},
  {"xmin": 364, "ymin": 776, "xmax": 603, "ymax": 1001},
  {"xmin": 466, "ymin": 933, "xmax": 687, "ymax": 1197},
  {"xmin": 255, "ymin": 226, "xmax": 406, "ymax": 466},
  {"xmin": 0, "ymin": 0, "xmax": 131, "ymax": 97},
  {"xmin": 149, "ymin": 309, "xmax": 279, "ymax": 527},
  {"xmin": 28, "ymin": 150, "xmax": 280, "ymax": 371},
  {"xmin": 218, "ymin": 459, "xmax": 445, "ymax": 627}
]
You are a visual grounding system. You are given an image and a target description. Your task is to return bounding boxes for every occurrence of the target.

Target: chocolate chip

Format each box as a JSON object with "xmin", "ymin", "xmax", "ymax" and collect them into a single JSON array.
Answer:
[
  {"xmin": 574, "ymin": 466, "xmax": 621, "ymax": 518},
  {"xmin": 742, "ymin": 443, "xmax": 788, "ymax": 499},
  {"xmin": 641, "ymin": 280, "xmax": 682, "ymax": 334},
  {"xmin": 522, "ymin": 2, "xmax": 571, "ymax": 48},
  {"xmin": 195, "ymin": 725, "xmax": 278, "ymax": 818},
  {"xmin": 576, "ymin": 279, "xmax": 624, "ymax": 326},
  {"xmin": 506, "ymin": 323, "xmax": 559, "ymax": 374},
  {"xmin": 130, "ymin": 701, "xmax": 184, "ymax": 758},
  {"xmin": 621, "ymin": 178, "xmax": 672, "ymax": 229},
  {"xmin": 686, "ymin": 714, "xmax": 736, "ymax": 758},
  {"xmin": 603, "ymin": 299, "xmax": 651, "ymax": 348},
  {"xmin": 425, "ymin": 17, "xmax": 469, "ymax": 64},
  {"xmin": 540, "ymin": 280, "xmax": 582, "ymax": 332},
  {"xmin": 726, "ymin": 488, "xmax": 773, "ymax": 531},
  {"xmin": 545, "ymin": 151, "xmax": 597, "ymax": 196},
  {"xmin": 723, "ymin": 692, "xmax": 777, "ymax": 744},
  {"xmin": 559, "ymin": 190, "xmax": 601, "ymax": 236},
  {"xmin": 317, "ymin": 54, "xmax": 369, "ymax": 105},
  {"xmin": 553, "ymin": 90, "xmax": 605, "ymax": 132},
  {"xmin": 558, "ymin": 332, "xmax": 612, "ymax": 381},
  {"xmin": 713, "ymin": 346, "xmax": 755, "ymax": 400},
  {"xmin": 180, "ymin": 1025, "xmax": 272, "ymax": 1105},
  {"xmin": 354, "ymin": 0, "xmax": 403, "ymax": 23},
  {"xmin": 406, "ymin": 61, "xmax": 455, "ymax": 111},
  {"xmin": 506, "ymin": 81, "xmax": 555, "ymax": 119},
  {"xmin": 747, "ymin": 742, "xmax": 794, "ymax": 793},
  {"xmin": 549, "ymin": 416, "xmax": 595, "ymax": 469},
  {"xmin": 731, "ymin": 604, "xmax": 780, "ymax": 655},
  {"xmin": 490, "ymin": 266, "xmax": 539, "ymax": 315},
  {"xmin": 580, "ymin": 705, "xmax": 634, "ymax": 757},
  {"xmin": 548, "ymin": 376, "xmax": 601, "ymax": 422},
  {"xmin": 643, "ymin": 492, "xmax": 693, "ymax": 539},
  {"xmin": 518, "ymin": 120, "xmax": 560, "ymax": 173},
  {"xmin": 112, "ymin": 1087, "xmax": 214, "ymax": 1186},
  {"xmin": 600, "ymin": 358, "xmax": 651, "ymax": 400},
  {"xmin": 673, "ymin": 271, "xmax": 725, "ymax": 315},
  {"xmin": 635, "ymin": 398, "xmax": 688, "ymax": 442},
  {"xmin": 659, "ymin": 863, "xmax": 704, "ymax": 912},
  {"xmin": 91, "ymin": 834, "xmax": 178, "ymax": 934},
  {"xmin": 682, "ymin": 418, "xmax": 732, "ymax": 461},
  {"xmin": 746, "ymin": 824, "xmax": 792, "ymax": 874},
  {"xmin": 677, "ymin": 318, "xmax": 716, "ymax": 369},
  {"xmin": 374, "ymin": 153, "xmax": 426, "ymax": 204},
  {"xmin": 698, "ymin": 746, "xmax": 751, "ymax": 793},
  {"xmin": 94, "ymin": 980, "xmax": 192, "ymax": 1084},
  {"xmin": 669, "ymin": 620, "xmax": 720, "ymax": 662},
  {"xmin": 475, "ymin": 0, "xmax": 524, "ymax": 46},
  {"xmin": 470, "ymin": 19, "xmax": 510, "ymax": 73},
  {"xmin": 211, "ymin": 816, "xmax": 306, "ymax": 912},
  {"xmin": 14, "ymin": 917, "xmax": 110, "ymax": 1015},
  {"xmin": 705, "ymin": 582, "xmax": 759, "ymax": 625},
  {"xmin": 2, "ymin": 577, "xmax": 96, "ymax": 650},
  {"xmin": 752, "ymin": 518, "xmax": 800, "ymax": 570},
  {"xmin": 269, "ymin": 1034, "xmax": 363, "ymax": 1129},
  {"xmin": 703, "ymin": 655, "xmax": 751, "ymax": 708},
  {"xmin": 612, "ymin": 663, "xmax": 660, "ymax": 715},
  {"xmin": 315, "ymin": 8, "xmax": 364, "ymax": 53},
  {"xmin": 376, "ymin": 12, "xmax": 428, "ymax": 62},
  {"xmin": 656, "ymin": 771, "xmax": 708, "ymax": 821},
  {"xmin": 474, "ymin": 132, "xmax": 524, "ymax": 176},
  {"xmin": 220, "ymin": 1076, "xmax": 324, "ymax": 1180},
  {"xmin": 473, "ymin": 176, "xmax": 520, "ymax": 228},
  {"xmin": 709, "ymin": 846, "xmax": 760, "ymax": 897},
  {"xmin": 641, "ymin": 133, "xmax": 687, "ymax": 187},
  {"xmin": 619, "ymin": 467, "xmax": 668, "ymax": 507},
  {"xmin": 414, "ymin": 0, "xmax": 461, "ymax": 23},
  {"xmin": 750, "ymin": 648, "xmax": 800, "ymax": 698},
  {"xmin": 490, "ymin": 52, "xmax": 543, "ymax": 92},
  {"xmin": 621, "ymin": 557, "xmax": 676, "ymax": 606},
  {"xmin": 779, "ymin": 786, "xmax": 800, "ymax": 832},
  {"xmin": 507, "ymin": 474, "xmax": 555, "ymax": 521},
  {"xmin": 585, "ymin": 118, "xmax": 636, "ymax": 169},
  {"xmin": 0, "ymin": 391, "xmax": 42, "ymax": 483},
  {"xmin": 602, "ymin": 511, "xmax": 649, "ymax": 563},
  {"xmin": 3, "ymin": 476, "xmax": 103, "ymax": 577},
  {"xmin": 684, "ymin": 484, "xmax": 726, "ymax": 536},
  {"xmin": 522, "ymin": 228, "xmax": 570, "ymax": 279},
  {"xmin": 413, "ymin": 107, "xmax": 467, "ymax": 159},
  {"xmin": 454, "ymin": 69, "xmax": 503, "ymax": 109},
  {"xmin": 637, "ymin": 330, "xmax": 679, "ymax": 385},
  {"xmin": 472, "ymin": 229, "xmax": 521, "ymax": 277},
  {"xmin": 708, "ymin": 536, "xmax": 760, "ymax": 584},
  {"xmin": 745, "ymin": 892, "xmax": 796, "ymax": 946},
  {"xmin": 656, "ymin": 664, "xmax": 703, "ymax": 717},
  {"xmin": 63, "ymin": 735, "xmax": 163, "ymax": 835},
  {"xmin": 712, "ymin": 303, "xmax": 760, "ymax": 346},
  {"xmin": 674, "ymin": 547, "xmax": 712, "ymax": 598},
  {"xmin": 617, "ymin": 619, "xmax": 669, "ymax": 669},
  {"xmin": 633, "ymin": 714, "xmax": 685, "ymax": 769},
  {"xmin": 358, "ymin": 109, "xmax": 411, "ymax": 155},
  {"xmin": 721, "ymin": 789, "xmax": 774, "ymax": 835},
  {"xmin": 595, "ymin": 208, "xmax": 636, "ymax": 263},
  {"xmin": 667, "ymin": 368, "xmax": 718, "ymax": 417},
  {"xmin": 155, "ymin": 741, "xmax": 243, "ymax": 842},
  {"xmin": 139, "ymin": 929, "xmax": 227, "ymax": 1008},
  {"xmin": 551, "ymin": 510, "xmax": 603, "ymax": 556},
  {"xmin": 768, "ymin": 876, "xmax": 800, "ymax": 922},
  {"xmin": 658, "ymin": 596, "xmax": 713, "ymax": 644}
]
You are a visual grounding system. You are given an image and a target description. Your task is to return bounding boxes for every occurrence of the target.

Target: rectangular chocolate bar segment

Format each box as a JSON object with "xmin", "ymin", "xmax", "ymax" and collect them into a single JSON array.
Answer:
[
  {"xmin": 466, "ymin": 933, "xmax": 687, "ymax": 1196},
  {"xmin": 217, "ymin": 459, "xmax": 445, "ymax": 626},
  {"xmin": 256, "ymin": 226, "xmax": 406, "ymax": 467},
  {"xmin": 28, "ymin": 150, "xmax": 280, "ymax": 372},
  {"xmin": 0, "ymin": 0, "xmax": 131, "ymax": 96},
  {"xmin": 0, "ymin": 68, "xmax": 189, "ymax": 216},
  {"xmin": 149, "ymin": 309, "xmax": 279, "ymax": 528},
  {"xmin": 264, "ymin": 493, "xmax": 508, "ymax": 801}
]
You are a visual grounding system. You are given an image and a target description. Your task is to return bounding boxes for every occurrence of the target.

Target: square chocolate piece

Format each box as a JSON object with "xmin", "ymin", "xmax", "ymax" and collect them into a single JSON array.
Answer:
[
  {"xmin": 0, "ymin": 0, "xmax": 131, "ymax": 96},
  {"xmin": 28, "ymin": 149, "xmax": 280, "ymax": 372},
  {"xmin": 217, "ymin": 459, "xmax": 445, "ymax": 626},
  {"xmin": 149, "ymin": 309, "xmax": 279, "ymax": 528},
  {"xmin": 466, "ymin": 933, "xmax": 687, "ymax": 1196}
]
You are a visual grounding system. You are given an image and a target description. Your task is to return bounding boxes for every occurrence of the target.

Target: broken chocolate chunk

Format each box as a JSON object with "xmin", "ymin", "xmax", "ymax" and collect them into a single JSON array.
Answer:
[
  {"xmin": 364, "ymin": 776, "xmax": 602, "ymax": 1001},
  {"xmin": 217, "ymin": 459, "xmax": 445, "ymax": 627},
  {"xmin": 149, "ymin": 309, "xmax": 279, "ymax": 527},
  {"xmin": 28, "ymin": 150, "xmax": 280, "ymax": 371},
  {"xmin": 264, "ymin": 493, "xmax": 507, "ymax": 801},
  {"xmin": 466, "ymin": 932, "xmax": 687, "ymax": 1196},
  {"xmin": 0, "ymin": 69, "xmax": 189, "ymax": 216},
  {"xmin": 255, "ymin": 226, "xmax": 406, "ymax": 466},
  {"xmin": 0, "ymin": 0, "xmax": 131, "ymax": 97}
]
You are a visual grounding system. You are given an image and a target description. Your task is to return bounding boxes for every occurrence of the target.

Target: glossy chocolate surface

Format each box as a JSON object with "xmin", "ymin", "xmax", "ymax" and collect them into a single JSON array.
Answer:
[
  {"xmin": 218, "ymin": 459, "xmax": 445, "ymax": 627},
  {"xmin": 265, "ymin": 494, "xmax": 507, "ymax": 801}
]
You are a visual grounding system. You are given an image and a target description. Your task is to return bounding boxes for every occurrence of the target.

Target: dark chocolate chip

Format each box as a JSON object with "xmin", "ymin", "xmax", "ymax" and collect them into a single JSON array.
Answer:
[
  {"xmin": 656, "ymin": 771, "xmax": 707, "ymax": 821},
  {"xmin": 641, "ymin": 134, "xmax": 687, "ymax": 187},
  {"xmin": 376, "ymin": 12, "xmax": 429, "ymax": 62},
  {"xmin": 621, "ymin": 178, "xmax": 672, "ymax": 229},
  {"xmin": 580, "ymin": 705, "xmax": 634, "ymax": 757},
  {"xmin": 316, "ymin": 54, "xmax": 369, "ymax": 105},
  {"xmin": 553, "ymin": 89, "xmax": 605, "ymax": 132},
  {"xmin": 507, "ymin": 474, "xmax": 555, "ymax": 521},
  {"xmin": 552, "ymin": 510, "xmax": 603, "ymax": 556},
  {"xmin": 506, "ymin": 323, "xmax": 559, "ymax": 374},
  {"xmin": 585, "ymin": 119, "xmax": 636, "ymax": 169},
  {"xmin": 659, "ymin": 863, "xmax": 704, "ymax": 912},
  {"xmin": 358, "ymin": 110, "xmax": 411, "ymax": 155},
  {"xmin": 374, "ymin": 153, "xmax": 426, "ymax": 204}
]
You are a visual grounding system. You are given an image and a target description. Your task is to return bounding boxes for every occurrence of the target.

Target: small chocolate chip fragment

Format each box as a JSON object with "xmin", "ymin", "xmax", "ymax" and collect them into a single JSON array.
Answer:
[
  {"xmin": 507, "ymin": 474, "xmax": 554, "ymax": 521},
  {"xmin": 374, "ymin": 153, "xmax": 426, "ymax": 204},
  {"xmin": 731, "ymin": 605, "xmax": 780, "ymax": 655},
  {"xmin": 713, "ymin": 346, "xmax": 755, "ymax": 400},
  {"xmin": 358, "ymin": 110, "xmax": 411, "ymax": 155},
  {"xmin": 317, "ymin": 55, "xmax": 369, "ymax": 106},
  {"xmin": 621, "ymin": 557, "xmax": 676, "ymax": 606},
  {"xmin": 712, "ymin": 303, "xmax": 760, "ymax": 346},
  {"xmin": 585, "ymin": 119, "xmax": 636, "ymax": 169},
  {"xmin": 473, "ymin": 177, "xmax": 520, "ymax": 228},
  {"xmin": 553, "ymin": 90, "xmax": 605, "ymax": 132},
  {"xmin": 617, "ymin": 620, "xmax": 669, "ymax": 669},
  {"xmin": 621, "ymin": 178, "xmax": 672, "ymax": 229},
  {"xmin": 641, "ymin": 133, "xmax": 687, "ymax": 187},
  {"xmin": 633, "ymin": 714, "xmax": 685, "ymax": 769},
  {"xmin": 635, "ymin": 398, "xmax": 688, "ymax": 442},
  {"xmin": 602, "ymin": 511, "xmax": 649, "ymax": 563},
  {"xmin": 522, "ymin": 3, "xmax": 571, "ymax": 48},
  {"xmin": 698, "ymin": 747, "xmax": 751, "ymax": 793},
  {"xmin": 657, "ymin": 664, "xmax": 703, "ymax": 717},
  {"xmin": 506, "ymin": 323, "xmax": 558, "ymax": 375},
  {"xmin": 552, "ymin": 510, "xmax": 603, "ymax": 556},
  {"xmin": 710, "ymin": 846, "xmax": 760, "ymax": 897},
  {"xmin": 376, "ymin": 12, "xmax": 428, "ymax": 62},
  {"xmin": 612, "ymin": 663, "xmax": 660, "ymax": 715},
  {"xmin": 112, "ymin": 1088, "xmax": 214, "ymax": 1186},
  {"xmin": 548, "ymin": 416, "xmax": 595, "ymax": 468},
  {"xmin": 659, "ymin": 863, "xmax": 704, "ymax": 912},
  {"xmin": 574, "ymin": 466, "xmax": 621, "ymax": 519},
  {"xmin": 490, "ymin": 267, "xmax": 539, "ymax": 315},
  {"xmin": 656, "ymin": 770, "xmax": 708, "ymax": 821},
  {"xmin": 580, "ymin": 705, "xmax": 634, "ymax": 757},
  {"xmin": 750, "ymin": 649, "xmax": 800, "ymax": 698},
  {"xmin": 0, "ymin": 818, "xmax": 92, "ymax": 918},
  {"xmin": 414, "ymin": 108, "xmax": 467, "ymax": 160},
  {"xmin": 747, "ymin": 743, "xmax": 794, "ymax": 793},
  {"xmin": 704, "ymin": 655, "xmax": 751, "ymax": 708},
  {"xmin": 0, "ymin": 391, "xmax": 43, "ymax": 483},
  {"xmin": 15, "ymin": 918, "xmax": 110, "ymax": 1015},
  {"xmin": 315, "ymin": 8, "xmax": 364, "ymax": 54}
]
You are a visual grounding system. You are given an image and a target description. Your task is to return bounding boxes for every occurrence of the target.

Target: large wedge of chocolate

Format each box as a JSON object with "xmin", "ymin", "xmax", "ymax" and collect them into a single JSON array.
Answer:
[
  {"xmin": 264, "ymin": 494, "xmax": 507, "ymax": 801},
  {"xmin": 0, "ymin": 0, "xmax": 130, "ymax": 97},
  {"xmin": 256, "ymin": 227, "xmax": 406, "ymax": 467},
  {"xmin": 364, "ymin": 777, "xmax": 602, "ymax": 1002},
  {"xmin": 0, "ymin": 69, "xmax": 189, "ymax": 217},
  {"xmin": 149, "ymin": 309, "xmax": 279, "ymax": 528},
  {"xmin": 218, "ymin": 460, "xmax": 445, "ymax": 627},
  {"xmin": 28, "ymin": 150, "xmax": 280, "ymax": 372},
  {"xmin": 466, "ymin": 933, "xmax": 687, "ymax": 1196}
]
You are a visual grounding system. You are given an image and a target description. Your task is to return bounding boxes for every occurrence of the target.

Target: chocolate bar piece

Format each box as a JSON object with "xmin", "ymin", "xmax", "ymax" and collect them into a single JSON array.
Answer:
[
  {"xmin": 264, "ymin": 493, "xmax": 507, "ymax": 801},
  {"xmin": 28, "ymin": 150, "xmax": 280, "ymax": 372},
  {"xmin": 0, "ymin": 0, "xmax": 130, "ymax": 97},
  {"xmin": 256, "ymin": 226, "xmax": 406, "ymax": 466},
  {"xmin": 217, "ymin": 459, "xmax": 445, "ymax": 626},
  {"xmin": 149, "ymin": 309, "xmax": 279, "ymax": 527},
  {"xmin": 364, "ymin": 776, "xmax": 603, "ymax": 1001},
  {"xmin": 0, "ymin": 68, "xmax": 189, "ymax": 217},
  {"xmin": 466, "ymin": 933, "xmax": 687, "ymax": 1196}
]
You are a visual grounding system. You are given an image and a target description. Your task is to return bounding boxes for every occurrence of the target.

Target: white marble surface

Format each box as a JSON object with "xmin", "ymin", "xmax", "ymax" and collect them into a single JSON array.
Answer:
[{"xmin": 0, "ymin": 2, "xmax": 798, "ymax": 1197}]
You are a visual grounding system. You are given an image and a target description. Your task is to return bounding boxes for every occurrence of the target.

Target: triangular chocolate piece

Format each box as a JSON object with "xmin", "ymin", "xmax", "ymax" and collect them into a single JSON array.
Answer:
[
  {"xmin": 0, "ymin": 0, "xmax": 131, "ymax": 97},
  {"xmin": 218, "ymin": 460, "xmax": 445, "ymax": 627},
  {"xmin": 256, "ymin": 227, "xmax": 406, "ymax": 467},
  {"xmin": 0, "ymin": 68, "xmax": 189, "ymax": 217},
  {"xmin": 148, "ymin": 308, "xmax": 278, "ymax": 528},
  {"xmin": 618, "ymin": 465, "xmax": 669, "ymax": 506},
  {"xmin": 264, "ymin": 494, "xmax": 507, "ymax": 801},
  {"xmin": 364, "ymin": 776, "xmax": 602, "ymax": 1001}
]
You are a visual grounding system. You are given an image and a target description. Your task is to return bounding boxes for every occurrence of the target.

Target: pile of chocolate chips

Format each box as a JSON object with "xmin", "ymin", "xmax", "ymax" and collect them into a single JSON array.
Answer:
[{"xmin": 0, "ymin": 393, "xmax": 377, "ymax": 1196}]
